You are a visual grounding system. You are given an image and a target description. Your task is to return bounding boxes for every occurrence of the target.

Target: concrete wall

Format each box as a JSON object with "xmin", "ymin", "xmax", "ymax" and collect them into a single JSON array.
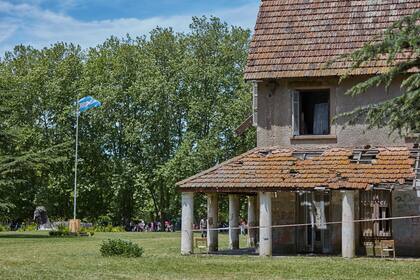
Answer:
[
  {"xmin": 392, "ymin": 191, "xmax": 420, "ymax": 257},
  {"xmin": 256, "ymin": 76, "xmax": 407, "ymax": 148},
  {"xmin": 271, "ymin": 192, "xmax": 296, "ymax": 254}
]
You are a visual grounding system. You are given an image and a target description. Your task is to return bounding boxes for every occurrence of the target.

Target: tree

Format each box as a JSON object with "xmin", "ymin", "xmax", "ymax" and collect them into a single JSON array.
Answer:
[
  {"xmin": 335, "ymin": 11, "xmax": 419, "ymax": 136},
  {"xmin": 0, "ymin": 16, "xmax": 255, "ymax": 224}
]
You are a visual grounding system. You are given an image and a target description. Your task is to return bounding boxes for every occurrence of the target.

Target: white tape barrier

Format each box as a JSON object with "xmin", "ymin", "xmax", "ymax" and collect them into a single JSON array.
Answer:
[{"xmin": 192, "ymin": 215, "xmax": 420, "ymax": 232}]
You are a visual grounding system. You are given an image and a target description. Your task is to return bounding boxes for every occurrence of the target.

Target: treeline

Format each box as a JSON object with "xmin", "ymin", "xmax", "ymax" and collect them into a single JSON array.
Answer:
[{"xmin": 0, "ymin": 17, "xmax": 255, "ymax": 225}]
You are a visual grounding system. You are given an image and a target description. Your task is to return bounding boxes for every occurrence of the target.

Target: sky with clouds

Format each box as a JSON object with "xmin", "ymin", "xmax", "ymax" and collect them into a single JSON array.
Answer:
[{"xmin": 0, "ymin": 0, "xmax": 260, "ymax": 56}]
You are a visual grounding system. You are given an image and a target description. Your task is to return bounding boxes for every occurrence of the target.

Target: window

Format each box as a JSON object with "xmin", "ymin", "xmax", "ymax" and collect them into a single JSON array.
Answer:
[{"xmin": 292, "ymin": 90, "xmax": 330, "ymax": 136}]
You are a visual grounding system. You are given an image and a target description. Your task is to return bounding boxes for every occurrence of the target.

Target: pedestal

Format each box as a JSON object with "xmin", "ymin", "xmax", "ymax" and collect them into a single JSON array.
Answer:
[{"xmin": 69, "ymin": 219, "xmax": 81, "ymax": 233}]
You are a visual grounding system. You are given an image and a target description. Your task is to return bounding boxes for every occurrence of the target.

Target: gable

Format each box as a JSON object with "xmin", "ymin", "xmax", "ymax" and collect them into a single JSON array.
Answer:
[{"xmin": 244, "ymin": 0, "xmax": 420, "ymax": 80}]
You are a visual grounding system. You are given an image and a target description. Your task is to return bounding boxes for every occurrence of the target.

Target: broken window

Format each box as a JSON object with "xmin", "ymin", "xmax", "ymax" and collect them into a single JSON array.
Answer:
[{"xmin": 292, "ymin": 90, "xmax": 330, "ymax": 136}]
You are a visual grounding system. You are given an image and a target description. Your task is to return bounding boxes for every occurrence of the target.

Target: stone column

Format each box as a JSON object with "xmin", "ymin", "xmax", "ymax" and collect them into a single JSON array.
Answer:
[
  {"xmin": 259, "ymin": 192, "xmax": 272, "ymax": 256},
  {"xmin": 229, "ymin": 194, "xmax": 240, "ymax": 250},
  {"xmin": 247, "ymin": 195, "xmax": 258, "ymax": 247},
  {"xmin": 181, "ymin": 192, "xmax": 194, "ymax": 255},
  {"xmin": 342, "ymin": 190, "xmax": 355, "ymax": 258},
  {"xmin": 207, "ymin": 193, "xmax": 218, "ymax": 252}
]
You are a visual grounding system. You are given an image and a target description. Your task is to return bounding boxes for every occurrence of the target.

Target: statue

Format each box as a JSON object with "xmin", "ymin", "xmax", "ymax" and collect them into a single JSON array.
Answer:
[{"xmin": 33, "ymin": 206, "xmax": 53, "ymax": 230}]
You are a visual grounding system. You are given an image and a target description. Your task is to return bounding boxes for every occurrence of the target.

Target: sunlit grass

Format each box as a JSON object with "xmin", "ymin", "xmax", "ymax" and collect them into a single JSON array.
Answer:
[{"xmin": 0, "ymin": 231, "xmax": 419, "ymax": 279}]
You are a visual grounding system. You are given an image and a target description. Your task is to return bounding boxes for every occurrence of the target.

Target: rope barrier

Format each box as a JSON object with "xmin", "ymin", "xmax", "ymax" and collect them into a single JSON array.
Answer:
[{"xmin": 191, "ymin": 215, "xmax": 420, "ymax": 232}]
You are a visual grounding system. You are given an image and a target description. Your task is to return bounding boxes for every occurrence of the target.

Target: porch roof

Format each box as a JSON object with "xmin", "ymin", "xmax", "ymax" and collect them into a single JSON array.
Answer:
[{"xmin": 177, "ymin": 146, "xmax": 417, "ymax": 193}]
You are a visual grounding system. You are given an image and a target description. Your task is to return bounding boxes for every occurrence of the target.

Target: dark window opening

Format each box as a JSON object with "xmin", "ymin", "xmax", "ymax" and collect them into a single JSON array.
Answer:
[{"xmin": 297, "ymin": 91, "xmax": 330, "ymax": 135}]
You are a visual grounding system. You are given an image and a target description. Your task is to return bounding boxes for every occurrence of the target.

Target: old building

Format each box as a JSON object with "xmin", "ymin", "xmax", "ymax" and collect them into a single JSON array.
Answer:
[{"xmin": 177, "ymin": 0, "xmax": 420, "ymax": 257}]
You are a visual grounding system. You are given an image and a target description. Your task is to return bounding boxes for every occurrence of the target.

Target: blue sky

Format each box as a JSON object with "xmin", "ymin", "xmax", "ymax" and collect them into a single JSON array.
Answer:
[{"xmin": 0, "ymin": 0, "xmax": 259, "ymax": 55}]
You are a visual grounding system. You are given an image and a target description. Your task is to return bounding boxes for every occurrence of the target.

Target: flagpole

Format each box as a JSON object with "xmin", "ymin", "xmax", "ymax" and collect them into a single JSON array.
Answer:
[{"xmin": 73, "ymin": 104, "xmax": 79, "ymax": 220}]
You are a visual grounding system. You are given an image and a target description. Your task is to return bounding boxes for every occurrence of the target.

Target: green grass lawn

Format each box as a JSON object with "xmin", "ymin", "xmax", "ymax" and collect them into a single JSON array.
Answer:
[{"xmin": 1, "ymin": 231, "xmax": 420, "ymax": 280}]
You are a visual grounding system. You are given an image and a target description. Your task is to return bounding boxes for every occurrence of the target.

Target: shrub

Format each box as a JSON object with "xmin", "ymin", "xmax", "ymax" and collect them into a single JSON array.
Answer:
[
  {"xmin": 49, "ymin": 224, "xmax": 71, "ymax": 237},
  {"xmin": 17, "ymin": 223, "xmax": 37, "ymax": 232},
  {"xmin": 92, "ymin": 225, "xmax": 124, "ymax": 232},
  {"xmin": 80, "ymin": 227, "xmax": 95, "ymax": 236},
  {"xmin": 100, "ymin": 239, "xmax": 144, "ymax": 258},
  {"xmin": 0, "ymin": 224, "xmax": 9, "ymax": 232}
]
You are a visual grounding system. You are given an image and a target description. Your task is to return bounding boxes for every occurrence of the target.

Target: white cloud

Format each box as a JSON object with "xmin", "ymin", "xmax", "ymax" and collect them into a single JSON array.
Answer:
[{"xmin": 0, "ymin": 1, "xmax": 258, "ymax": 56}]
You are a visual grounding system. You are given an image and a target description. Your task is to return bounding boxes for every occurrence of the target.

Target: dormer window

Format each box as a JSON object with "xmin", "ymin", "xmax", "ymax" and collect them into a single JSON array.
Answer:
[{"xmin": 292, "ymin": 90, "xmax": 330, "ymax": 136}]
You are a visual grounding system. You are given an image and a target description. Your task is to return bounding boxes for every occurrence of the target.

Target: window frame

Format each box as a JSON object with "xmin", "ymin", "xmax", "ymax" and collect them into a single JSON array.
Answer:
[{"xmin": 291, "ymin": 87, "xmax": 335, "ymax": 137}]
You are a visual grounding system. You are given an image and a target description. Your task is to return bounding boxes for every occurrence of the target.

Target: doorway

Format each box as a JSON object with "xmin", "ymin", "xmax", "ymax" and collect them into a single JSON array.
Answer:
[{"xmin": 297, "ymin": 191, "xmax": 331, "ymax": 253}]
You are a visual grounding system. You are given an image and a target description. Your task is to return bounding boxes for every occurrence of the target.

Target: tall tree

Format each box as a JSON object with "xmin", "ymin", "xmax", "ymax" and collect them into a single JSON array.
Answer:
[{"xmin": 0, "ymin": 16, "xmax": 255, "ymax": 224}]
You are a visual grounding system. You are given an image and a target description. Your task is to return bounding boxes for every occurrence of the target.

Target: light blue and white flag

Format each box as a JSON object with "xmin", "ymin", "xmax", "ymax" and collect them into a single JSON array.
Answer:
[{"xmin": 78, "ymin": 96, "xmax": 101, "ymax": 113}]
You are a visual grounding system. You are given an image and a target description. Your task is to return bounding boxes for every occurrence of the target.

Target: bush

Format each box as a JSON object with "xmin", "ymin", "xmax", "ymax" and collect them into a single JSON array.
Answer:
[
  {"xmin": 100, "ymin": 239, "xmax": 144, "ymax": 258},
  {"xmin": 80, "ymin": 227, "xmax": 95, "ymax": 236},
  {"xmin": 17, "ymin": 223, "xmax": 37, "ymax": 232},
  {"xmin": 0, "ymin": 224, "xmax": 9, "ymax": 232},
  {"xmin": 49, "ymin": 225, "xmax": 71, "ymax": 237},
  {"xmin": 49, "ymin": 225, "xmax": 95, "ymax": 237},
  {"xmin": 92, "ymin": 225, "xmax": 124, "ymax": 232}
]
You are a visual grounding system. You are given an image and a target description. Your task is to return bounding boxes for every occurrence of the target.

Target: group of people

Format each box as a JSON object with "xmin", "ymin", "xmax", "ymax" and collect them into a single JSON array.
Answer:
[
  {"xmin": 198, "ymin": 218, "xmax": 248, "ymax": 237},
  {"xmin": 128, "ymin": 220, "xmax": 176, "ymax": 232}
]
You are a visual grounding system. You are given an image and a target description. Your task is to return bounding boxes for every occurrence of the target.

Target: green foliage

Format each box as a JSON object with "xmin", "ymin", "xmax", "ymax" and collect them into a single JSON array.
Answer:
[
  {"xmin": 0, "ymin": 224, "xmax": 9, "ymax": 232},
  {"xmin": 17, "ymin": 223, "xmax": 38, "ymax": 232},
  {"xmin": 100, "ymin": 238, "xmax": 144, "ymax": 257},
  {"xmin": 333, "ymin": 11, "xmax": 420, "ymax": 136},
  {"xmin": 92, "ymin": 225, "xmax": 124, "ymax": 232},
  {"xmin": 0, "ymin": 16, "xmax": 255, "ymax": 224},
  {"xmin": 79, "ymin": 227, "xmax": 95, "ymax": 236},
  {"xmin": 49, "ymin": 225, "xmax": 95, "ymax": 237}
]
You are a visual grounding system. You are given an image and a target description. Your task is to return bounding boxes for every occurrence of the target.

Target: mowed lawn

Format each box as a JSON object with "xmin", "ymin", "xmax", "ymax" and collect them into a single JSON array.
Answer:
[{"xmin": 1, "ymin": 232, "xmax": 420, "ymax": 280}]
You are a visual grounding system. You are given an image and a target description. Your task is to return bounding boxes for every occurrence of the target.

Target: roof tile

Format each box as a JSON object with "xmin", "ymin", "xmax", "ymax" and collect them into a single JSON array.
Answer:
[
  {"xmin": 177, "ymin": 146, "xmax": 417, "ymax": 192},
  {"xmin": 244, "ymin": 0, "xmax": 420, "ymax": 80}
]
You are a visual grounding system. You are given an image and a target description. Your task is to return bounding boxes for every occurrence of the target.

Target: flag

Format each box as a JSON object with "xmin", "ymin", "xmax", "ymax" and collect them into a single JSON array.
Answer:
[{"xmin": 78, "ymin": 96, "xmax": 101, "ymax": 113}]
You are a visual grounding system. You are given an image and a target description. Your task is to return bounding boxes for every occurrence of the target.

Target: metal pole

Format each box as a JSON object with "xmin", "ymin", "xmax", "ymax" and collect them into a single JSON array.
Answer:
[{"xmin": 73, "ymin": 104, "xmax": 79, "ymax": 220}]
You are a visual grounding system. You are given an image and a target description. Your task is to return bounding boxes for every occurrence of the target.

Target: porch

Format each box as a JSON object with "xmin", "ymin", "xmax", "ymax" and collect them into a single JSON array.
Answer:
[
  {"xmin": 177, "ymin": 147, "xmax": 419, "ymax": 257},
  {"xmin": 180, "ymin": 190, "xmax": 357, "ymax": 257}
]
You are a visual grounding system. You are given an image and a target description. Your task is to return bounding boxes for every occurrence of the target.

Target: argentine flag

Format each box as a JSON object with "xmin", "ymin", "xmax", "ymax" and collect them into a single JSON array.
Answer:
[{"xmin": 78, "ymin": 96, "xmax": 101, "ymax": 113}]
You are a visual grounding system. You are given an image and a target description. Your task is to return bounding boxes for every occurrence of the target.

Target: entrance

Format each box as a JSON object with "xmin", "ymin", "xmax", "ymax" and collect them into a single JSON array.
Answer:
[{"xmin": 297, "ymin": 191, "xmax": 331, "ymax": 253}]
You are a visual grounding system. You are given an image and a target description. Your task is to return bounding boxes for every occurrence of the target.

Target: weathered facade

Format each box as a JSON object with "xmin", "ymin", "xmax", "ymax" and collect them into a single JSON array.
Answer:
[{"xmin": 178, "ymin": 0, "xmax": 420, "ymax": 257}]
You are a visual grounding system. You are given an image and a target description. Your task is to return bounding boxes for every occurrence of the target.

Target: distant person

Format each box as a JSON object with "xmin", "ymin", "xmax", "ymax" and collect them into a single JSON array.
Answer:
[
  {"xmin": 199, "ymin": 218, "xmax": 207, "ymax": 238},
  {"xmin": 240, "ymin": 219, "xmax": 247, "ymax": 235},
  {"xmin": 139, "ymin": 220, "xmax": 145, "ymax": 232}
]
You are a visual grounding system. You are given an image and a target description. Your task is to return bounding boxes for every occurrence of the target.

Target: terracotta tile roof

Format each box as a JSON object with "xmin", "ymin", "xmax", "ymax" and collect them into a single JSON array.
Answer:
[
  {"xmin": 177, "ymin": 147, "xmax": 417, "ymax": 192},
  {"xmin": 244, "ymin": 0, "xmax": 420, "ymax": 80}
]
